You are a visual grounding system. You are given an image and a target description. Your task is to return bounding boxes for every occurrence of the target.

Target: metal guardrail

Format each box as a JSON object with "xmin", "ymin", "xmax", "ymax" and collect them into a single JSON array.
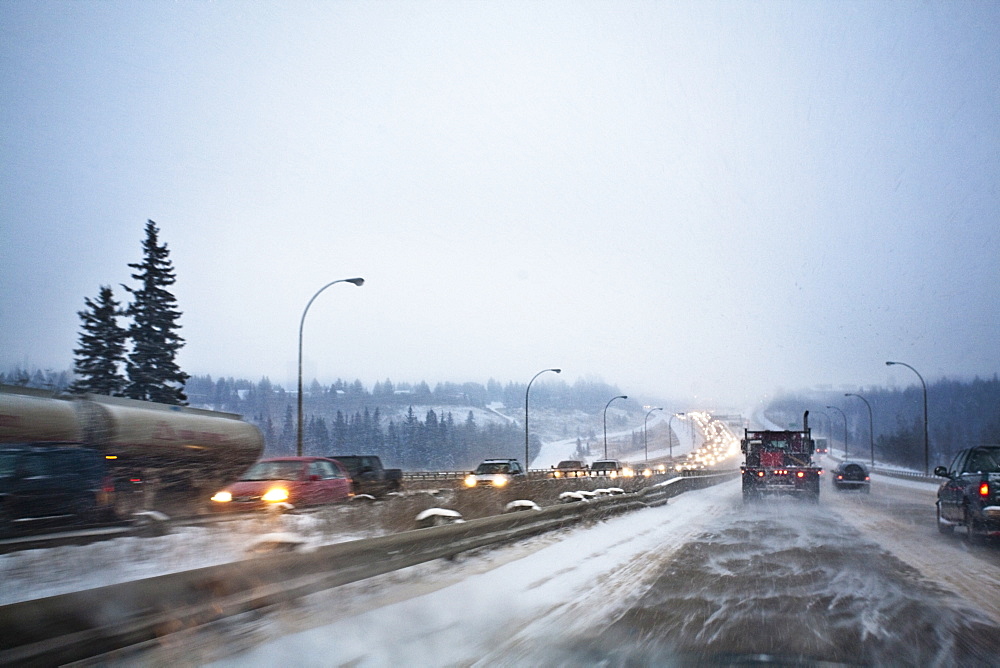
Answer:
[
  {"xmin": 825, "ymin": 453, "xmax": 940, "ymax": 484},
  {"xmin": 870, "ymin": 466, "xmax": 941, "ymax": 484},
  {"xmin": 402, "ymin": 470, "xmax": 468, "ymax": 481},
  {"xmin": 0, "ymin": 470, "xmax": 737, "ymax": 666}
]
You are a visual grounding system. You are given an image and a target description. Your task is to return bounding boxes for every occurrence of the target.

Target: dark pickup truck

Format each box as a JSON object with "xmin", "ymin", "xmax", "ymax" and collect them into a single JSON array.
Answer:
[
  {"xmin": 331, "ymin": 455, "xmax": 403, "ymax": 497},
  {"xmin": 935, "ymin": 445, "xmax": 1000, "ymax": 541}
]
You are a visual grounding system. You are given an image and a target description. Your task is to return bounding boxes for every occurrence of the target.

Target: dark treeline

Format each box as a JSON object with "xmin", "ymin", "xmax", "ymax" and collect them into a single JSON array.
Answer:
[
  {"xmin": 182, "ymin": 375, "xmax": 631, "ymax": 416},
  {"xmin": 248, "ymin": 404, "xmax": 528, "ymax": 472},
  {"xmin": 2, "ymin": 369, "xmax": 631, "ymax": 471},
  {"xmin": 766, "ymin": 375, "xmax": 1000, "ymax": 470},
  {"xmin": 183, "ymin": 375, "xmax": 630, "ymax": 470}
]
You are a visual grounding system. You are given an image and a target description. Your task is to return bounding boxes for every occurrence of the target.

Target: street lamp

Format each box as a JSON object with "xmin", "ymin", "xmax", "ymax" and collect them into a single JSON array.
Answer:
[
  {"xmin": 297, "ymin": 277, "xmax": 364, "ymax": 456},
  {"xmin": 886, "ymin": 360, "xmax": 929, "ymax": 476},
  {"xmin": 826, "ymin": 405, "xmax": 848, "ymax": 458},
  {"xmin": 644, "ymin": 407, "xmax": 664, "ymax": 463},
  {"xmin": 845, "ymin": 393, "xmax": 875, "ymax": 467},
  {"xmin": 603, "ymin": 395, "xmax": 628, "ymax": 459},
  {"xmin": 525, "ymin": 368, "xmax": 561, "ymax": 474}
]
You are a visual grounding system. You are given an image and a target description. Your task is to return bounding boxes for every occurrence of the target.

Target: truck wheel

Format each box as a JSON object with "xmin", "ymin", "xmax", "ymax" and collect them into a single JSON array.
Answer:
[
  {"xmin": 962, "ymin": 509, "xmax": 984, "ymax": 545},
  {"xmin": 936, "ymin": 503, "xmax": 954, "ymax": 535}
]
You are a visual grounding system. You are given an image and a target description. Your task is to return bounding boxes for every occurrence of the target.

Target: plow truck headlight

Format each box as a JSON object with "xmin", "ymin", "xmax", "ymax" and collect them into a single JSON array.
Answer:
[{"xmin": 262, "ymin": 487, "xmax": 290, "ymax": 503}]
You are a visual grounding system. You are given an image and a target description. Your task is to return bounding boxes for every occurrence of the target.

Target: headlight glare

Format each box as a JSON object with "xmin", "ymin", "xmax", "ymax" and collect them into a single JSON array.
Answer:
[{"xmin": 262, "ymin": 487, "xmax": 289, "ymax": 502}]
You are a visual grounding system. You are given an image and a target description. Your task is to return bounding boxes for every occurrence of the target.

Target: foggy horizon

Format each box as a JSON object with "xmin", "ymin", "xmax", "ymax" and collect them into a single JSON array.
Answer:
[{"xmin": 3, "ymin": 2, "xmax": 998, "ymax": 410}]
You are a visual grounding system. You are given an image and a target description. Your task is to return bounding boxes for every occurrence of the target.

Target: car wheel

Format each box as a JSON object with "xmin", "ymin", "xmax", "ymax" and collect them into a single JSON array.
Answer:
[{"xmin": 936, "ymin": 503, "xmax": 954, "ymax": 535}]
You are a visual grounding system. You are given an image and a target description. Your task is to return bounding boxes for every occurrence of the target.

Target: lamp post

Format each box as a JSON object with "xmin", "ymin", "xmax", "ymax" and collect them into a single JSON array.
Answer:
[
  {"xmin": 603, "ymin": 395, "xmax": 628, "ymax": 459},
  {"xmin": 886, "ymin": 360, "xmax": 929, "ymax": 476},
  {"xmin": 826, "ymin": 405, "xmax": 848, "ymax": 458},
  {"xmin": 297, "ymin": 277, "xmax": 364, "ymax": 456},
  {"xmin": 845, "ymin": 393, "xmax": 875, "ymax": 467},
  {"xmin": 525, "ymin": 368, "xmax": 561, "ymax": 474},
  {"xmin": 668, "ymin": 412, "xmax": 686, "ymax": 460},
  {"xmin": 644, "ymin": 407, "xmax": 664, "ymax": 463}
]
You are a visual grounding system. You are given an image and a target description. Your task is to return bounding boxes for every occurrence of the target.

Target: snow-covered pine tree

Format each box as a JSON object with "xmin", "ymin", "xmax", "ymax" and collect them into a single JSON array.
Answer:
[
  {"xmin": 70, "ymin": 285, "xmax": 128, "ymax": 396},
  {"xmin": 123, "ymin": 220, "xmax": 189, "ymax": 405}
]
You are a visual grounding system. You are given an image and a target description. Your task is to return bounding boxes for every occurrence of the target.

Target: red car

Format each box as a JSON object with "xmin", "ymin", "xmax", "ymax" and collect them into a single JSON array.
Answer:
[{"xmin": 210, "ymin": 456, "xmax": 352, "ymax": 511}]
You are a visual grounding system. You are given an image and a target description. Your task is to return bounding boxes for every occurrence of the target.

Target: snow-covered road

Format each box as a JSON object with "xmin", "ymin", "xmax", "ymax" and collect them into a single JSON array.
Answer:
[
  {"xmin": 200, "ymin": 482, "xmax": 731, "ymax": 666},
  {"xmin": 109, "ymin": 473, "xmax": 1000, "ymax": 666}
]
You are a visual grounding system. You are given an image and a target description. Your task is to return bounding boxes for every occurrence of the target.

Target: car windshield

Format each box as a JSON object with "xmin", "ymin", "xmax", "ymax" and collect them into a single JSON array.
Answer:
[
  {"xmin": 240, "ymin": 461, "xmax": 303, "ymax": 482},
  {"xmin": 592, "ymin": 461, "xmax": 617, "ymax": 469},
  {"xmin": 475, "ymin": 463, "xmax": 510, "ymax": 475},
  {"xmin": 556, "ymin": 461, "xmax": 581, "ymax": 468}
]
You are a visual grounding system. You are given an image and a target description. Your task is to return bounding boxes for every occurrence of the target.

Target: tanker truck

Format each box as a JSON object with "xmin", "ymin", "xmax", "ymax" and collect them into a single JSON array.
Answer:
[{"xmin": 0, "ymin": 384, "xmax": 263, "ymax": 517}]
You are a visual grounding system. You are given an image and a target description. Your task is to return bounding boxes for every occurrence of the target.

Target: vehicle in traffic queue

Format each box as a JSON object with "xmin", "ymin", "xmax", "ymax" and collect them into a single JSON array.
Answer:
[
  {"xmin": 549, "ymin": 460, "xmax": 589, "ymax": 478},
  {"xmin": 589, "ymin": 459, "xmax": 628, "ymax": 478},
  {"xmin": 210, "ymin": 456, "xmax": 352, "ymax": 511},
  {"xmin": 831, "ymin": 460, "xmax": 870, "ymax": 492},
  {"xmin": 464, "ymin": 458, "xmax": 525, "ymax": 488},
  {"xmin": 329, "ymin": 454, "xmax": 403, "ymax": 497},
  {"xmin": 934, "ymin": 445, "xmax": 1000, "ymax": 541},
  {"xmin": 0, "ymin": 444, "xmax": 117, "ymax": 536}
]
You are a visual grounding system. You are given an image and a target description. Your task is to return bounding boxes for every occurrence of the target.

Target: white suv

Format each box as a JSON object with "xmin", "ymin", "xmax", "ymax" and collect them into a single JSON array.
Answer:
[{"xmin": 464, "ymin": 458, "xmax": 525, "ymax": 488}]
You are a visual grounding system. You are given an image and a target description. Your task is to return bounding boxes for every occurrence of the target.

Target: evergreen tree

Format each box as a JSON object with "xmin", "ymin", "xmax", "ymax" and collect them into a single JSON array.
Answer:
[
  {"xmin": 70, "ymin": 285, "xmax": 128, "ymax": 396},
  {"xmin": 123, "ymin": 220, "xmax": 189, "ymax": 404}
]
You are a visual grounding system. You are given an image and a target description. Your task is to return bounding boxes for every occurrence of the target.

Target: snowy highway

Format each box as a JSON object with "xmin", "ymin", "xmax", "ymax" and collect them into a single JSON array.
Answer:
[{"xmin": 111, "ymin": 470, "xmax": 1000, "ymax": 666}]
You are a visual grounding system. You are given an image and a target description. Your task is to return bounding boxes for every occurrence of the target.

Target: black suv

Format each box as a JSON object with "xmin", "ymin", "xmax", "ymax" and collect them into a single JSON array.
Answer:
[
  {"xmin": 934, "ymin": 445, "xmax": 1000, "ymax": 541},
  {"xmin": 831, "ymin": 461, "xmax": 870, "ymax": 492},
  {"xmin": 0, "ymin": 444, "xmax": 116, "ymax": 536}
]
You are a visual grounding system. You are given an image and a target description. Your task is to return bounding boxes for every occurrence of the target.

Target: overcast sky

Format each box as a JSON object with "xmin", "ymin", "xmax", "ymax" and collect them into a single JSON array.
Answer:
[{"xmin": 2, "ymin": 1, "xmax": 998, "ymax": 410}]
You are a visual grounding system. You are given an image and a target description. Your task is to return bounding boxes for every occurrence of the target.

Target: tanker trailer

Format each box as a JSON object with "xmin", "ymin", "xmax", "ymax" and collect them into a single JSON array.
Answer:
[{"xmin": 0, "ymin": 384, "xmax": 264, "ymax": 516}]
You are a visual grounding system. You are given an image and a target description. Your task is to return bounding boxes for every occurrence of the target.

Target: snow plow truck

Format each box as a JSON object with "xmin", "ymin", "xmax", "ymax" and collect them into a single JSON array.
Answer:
[{"xmin": 741, "ymin": 411, "xmax": 821, "ymax": 502}]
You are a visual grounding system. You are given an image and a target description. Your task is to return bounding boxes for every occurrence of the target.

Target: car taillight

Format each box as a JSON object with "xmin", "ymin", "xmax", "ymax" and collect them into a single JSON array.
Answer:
[
  {"xmin": 980, "ymin": 482, "xmax": 990, "ymax": 498},
  {"xmin": 101, "ymin": 475, "xmax": 115, "ymax": 493}
]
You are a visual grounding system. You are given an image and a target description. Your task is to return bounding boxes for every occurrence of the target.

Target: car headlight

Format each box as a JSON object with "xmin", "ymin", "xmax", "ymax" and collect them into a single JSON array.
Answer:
[
  {"xmin": 464, "ymin": 475, "xmax": 478, "ymax": 487},
  {"xmin": 211, "ymin": 491, "xmax": 232, "ymax": 503},
  {"xmin": 261, "ymin": 487, "xmax": 289, "ymax": 502},
  {"xmin": 493, "ymin": 475, "xmax": 509, "ymax": 487}
]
